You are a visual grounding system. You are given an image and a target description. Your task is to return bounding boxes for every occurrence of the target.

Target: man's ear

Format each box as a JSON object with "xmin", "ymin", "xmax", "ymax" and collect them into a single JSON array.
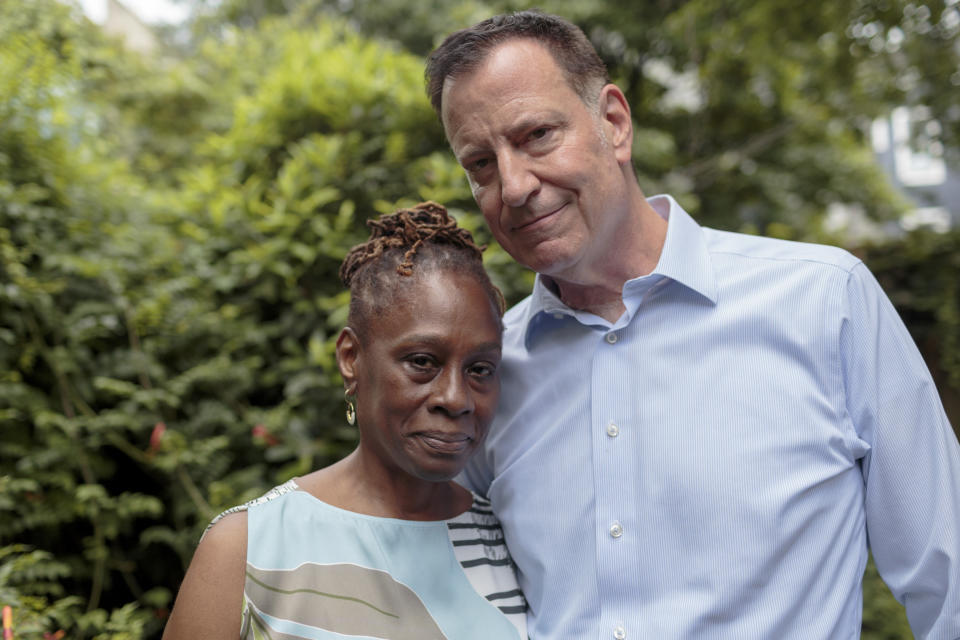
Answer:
[
  {"xmin": 336, "ymin": 327, "xmax": 361, "ymax": 394},
  {"xmin": 598, "ymin": 83, "xmax": 633, "ymax": 165}
]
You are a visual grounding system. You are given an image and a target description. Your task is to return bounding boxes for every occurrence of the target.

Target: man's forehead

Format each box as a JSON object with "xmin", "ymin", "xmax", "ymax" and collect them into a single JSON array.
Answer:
[
  {"xmin": 439, "ymin": 40, "xmax": 570, "ymax": 131},
  {"xmin": 451, "ymin": 38, "xmax": 559, "ymax": 87}
]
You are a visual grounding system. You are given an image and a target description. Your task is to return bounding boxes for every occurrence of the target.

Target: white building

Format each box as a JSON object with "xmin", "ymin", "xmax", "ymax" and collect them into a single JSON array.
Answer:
[
  {"xmin": 100, "ymin": 0, "xmax": 158, "ymax": 54},
  {"xmin": 872, "ymin": 107, "xmax": 959, "ymax": 231}
]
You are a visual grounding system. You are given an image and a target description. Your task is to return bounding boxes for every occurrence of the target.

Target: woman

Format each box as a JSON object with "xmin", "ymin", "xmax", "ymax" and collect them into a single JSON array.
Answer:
[{"xmin": 162, "ymin": 202, "xmax": 526, "ymax": 639}]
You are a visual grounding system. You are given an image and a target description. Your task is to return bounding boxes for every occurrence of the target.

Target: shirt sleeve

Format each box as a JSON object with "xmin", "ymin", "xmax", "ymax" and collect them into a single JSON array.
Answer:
[
  {"xmin": 840, "ymin": 260, "xmax": 960, "ymax": 639},
  {"xmin": 457, "ymin": 449, "xmax": 494, "ymax": 497}
]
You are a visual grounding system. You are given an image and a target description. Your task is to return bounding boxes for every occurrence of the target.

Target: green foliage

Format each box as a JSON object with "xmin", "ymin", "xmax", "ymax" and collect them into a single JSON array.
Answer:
[
  {"xmin": 862, "ymin": 556, "xmax": 913, "ymax": 639},
  {"xmin": 1, "ymin": 0, "xmax": 956, "ymax": 638},
  {"xmin": 188, "ymin": 0, "xmax": 494, "ymax": 56},
  {"xmin": 0, "ymin": 4, "xmax": 384, "ymax": 638},
  {"xmin": 0, "ymin": 2, "xmax": 525, "ymax": 636},
  {"xmin": 0, "ymin": 546, "xmax": 83, "ymax": 639},
  {"xmin": 1, "ymin": 2, "xmax": 176, "ymax": 636},
  {"xmin": 523, "ymin": 0, "xmax": 932, "ymax": 233},
  {"xmin": 194, "ymin": 0, "xmax": 957, "ymax": 234}
]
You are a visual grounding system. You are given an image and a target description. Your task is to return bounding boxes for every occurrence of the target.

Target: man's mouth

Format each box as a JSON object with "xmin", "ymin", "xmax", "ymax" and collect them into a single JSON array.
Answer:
[{"xmin": 513, "ymin": 203, "xmax": 565, "ymax": 232}]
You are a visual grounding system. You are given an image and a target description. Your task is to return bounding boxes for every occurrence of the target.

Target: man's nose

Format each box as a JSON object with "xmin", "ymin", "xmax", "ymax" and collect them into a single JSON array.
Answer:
[{"xmin": 498, "ymin": 151, "xmax": 540, "ymax": 208}]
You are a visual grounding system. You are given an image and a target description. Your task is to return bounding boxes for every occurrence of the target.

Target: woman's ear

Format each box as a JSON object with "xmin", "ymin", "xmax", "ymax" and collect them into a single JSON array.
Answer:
[{"xmin": 336, "ymin": 327, "xmax": 361, "ymax": 393}]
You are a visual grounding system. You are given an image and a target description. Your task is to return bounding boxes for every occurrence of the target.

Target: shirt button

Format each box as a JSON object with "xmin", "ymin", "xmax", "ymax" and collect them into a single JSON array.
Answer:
[
  {"xmin": 606, "ymin": 422, "xmax": 620, "ymax": 437},
  {"xmin": 605, "ymin": 332, "xmax": 618, "ymax": 344},
  {"xmin": 614, "ymin": 625, "xmax": 627, "ymax": 639},
  {"xmin": 552, "ymin": 312, "xmax": 564, "ymax": 320},
  {"xmin": 609, "ymin": 521, "xmax": 623, "ymax": 538}
]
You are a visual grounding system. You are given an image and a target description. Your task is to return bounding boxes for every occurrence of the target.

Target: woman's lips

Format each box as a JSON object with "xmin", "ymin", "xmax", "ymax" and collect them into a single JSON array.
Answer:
[{"xmin": 413, "ymin": 432, "xmax": 472, "ymax": 454}]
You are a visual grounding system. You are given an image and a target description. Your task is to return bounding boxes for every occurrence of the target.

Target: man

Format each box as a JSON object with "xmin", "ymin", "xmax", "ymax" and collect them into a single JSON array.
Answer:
[{"xmin": 426, "ymin": 10, "xmax": 960, "ymax": 640}]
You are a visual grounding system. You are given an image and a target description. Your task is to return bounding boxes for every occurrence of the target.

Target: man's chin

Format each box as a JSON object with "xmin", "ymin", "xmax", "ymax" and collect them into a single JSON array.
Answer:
[{"xmin": 522, "ymin": 251, "xmax": 580, "ymax": 283}]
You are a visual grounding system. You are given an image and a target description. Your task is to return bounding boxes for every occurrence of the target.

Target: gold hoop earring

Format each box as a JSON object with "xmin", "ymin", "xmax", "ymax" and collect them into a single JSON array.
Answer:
[{"xmin": 345, "ymin": 391, "xmax": 356, "ymax": 426}]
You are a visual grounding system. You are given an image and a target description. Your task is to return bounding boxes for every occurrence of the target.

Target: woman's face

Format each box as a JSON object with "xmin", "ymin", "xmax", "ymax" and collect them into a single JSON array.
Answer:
[{"xmin": 338, "ymin": 269, "xmax": 503, "ymax": 483}]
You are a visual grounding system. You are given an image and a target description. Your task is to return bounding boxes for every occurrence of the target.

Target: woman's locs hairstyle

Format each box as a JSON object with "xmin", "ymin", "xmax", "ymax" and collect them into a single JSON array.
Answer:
[
  {"xmin": 340, "ymin": 201, "xmax": 481, "ymax": 285},
  {"xmin": 338, "ymin": 201, "xmax": 506, "ymax": 340}
]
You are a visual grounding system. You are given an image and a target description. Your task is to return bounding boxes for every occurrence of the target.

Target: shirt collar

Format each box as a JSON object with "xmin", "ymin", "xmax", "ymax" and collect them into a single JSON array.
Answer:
[
  {"xmin": 520, "ymin": 194, "xmax": 718, "ymax": 348},
  {"xmin": 643, "ymin": 194, "xmax": 718, "ymax": 305}
]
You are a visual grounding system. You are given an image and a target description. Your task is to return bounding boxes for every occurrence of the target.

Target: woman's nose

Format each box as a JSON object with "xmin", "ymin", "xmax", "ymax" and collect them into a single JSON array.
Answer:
[{"xmin": 431, "ymin": 369, "xmax": 473, "ymax": 417}]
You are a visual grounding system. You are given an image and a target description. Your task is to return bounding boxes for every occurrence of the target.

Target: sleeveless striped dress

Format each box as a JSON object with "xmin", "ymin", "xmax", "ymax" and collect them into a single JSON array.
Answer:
[{"xmin": 208, "ymin": 479, "xmax": 527, "ymax": 639}]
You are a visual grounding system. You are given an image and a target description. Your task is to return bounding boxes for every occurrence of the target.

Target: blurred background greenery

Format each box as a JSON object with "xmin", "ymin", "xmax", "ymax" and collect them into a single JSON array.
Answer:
[{"xmin": 2, "ymin": 0, "xmax": 958, "ymax": 637}]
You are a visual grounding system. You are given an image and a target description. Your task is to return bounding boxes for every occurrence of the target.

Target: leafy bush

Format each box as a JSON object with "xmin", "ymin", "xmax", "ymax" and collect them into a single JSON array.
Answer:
[
  {"xmin": 0, "ymin": 4, "xmax": 486, "ymax": 637},
  {"xmin": 2, "ymin": 2, "xmax": 956, "ymax": 638}
]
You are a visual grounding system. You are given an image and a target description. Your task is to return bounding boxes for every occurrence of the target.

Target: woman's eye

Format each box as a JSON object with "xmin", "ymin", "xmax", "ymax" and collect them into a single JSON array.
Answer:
[
  {"xmin": 469, "ymin": 362, "xmax": 497, "ymax": 378},
  {"xmin": 408, "ymin": 355, "xmax": 435, "ymax": 369}
]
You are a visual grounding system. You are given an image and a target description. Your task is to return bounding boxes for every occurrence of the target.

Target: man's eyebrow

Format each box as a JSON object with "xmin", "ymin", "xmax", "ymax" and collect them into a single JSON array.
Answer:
[
  {"xmin": 450, "ymin": 135, "xmax": 486, "ymax": 161},
  {"xmin": 504, "ymin": 113, "xmax": 561, "ymax": 139},
  {"xmin": 504, "ymin": 117, "xmax": 542, "ymax": 138},
  {"xmin": 455, "ymin": 145, "xmax": 485, "ymax": 163},
  {"xmin": 455, "ymin": 112, "xmax": 563, "ymax": 160}
]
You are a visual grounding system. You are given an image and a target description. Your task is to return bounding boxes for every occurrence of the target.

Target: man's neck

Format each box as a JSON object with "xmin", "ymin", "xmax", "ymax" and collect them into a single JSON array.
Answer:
[
  {"xmin": 544, "ymin": 276, "xmax": 627, "ymax": 323},
  {"xmin": 546, "ymin": 197, "xmax": 668, "ymax": 323}
]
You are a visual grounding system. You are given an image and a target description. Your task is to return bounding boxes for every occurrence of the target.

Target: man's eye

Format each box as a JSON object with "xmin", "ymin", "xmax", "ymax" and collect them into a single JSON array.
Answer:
[
  {"xmin": 529, "ymin": 127, "xmax": 549, "ymax": 140},
  {"xmin": 470, "ymin": 157, "xmax": 490, "ymax": 171}
]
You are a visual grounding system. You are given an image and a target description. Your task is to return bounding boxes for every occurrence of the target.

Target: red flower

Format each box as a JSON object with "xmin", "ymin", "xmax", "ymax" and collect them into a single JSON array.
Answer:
[
  {"xmin": 149, "ymin": 422, "xmax": 167, "ymax": 451},
  {"xmin": 252, "ymin": 424, "xmax": 279, "ymax": 447}
]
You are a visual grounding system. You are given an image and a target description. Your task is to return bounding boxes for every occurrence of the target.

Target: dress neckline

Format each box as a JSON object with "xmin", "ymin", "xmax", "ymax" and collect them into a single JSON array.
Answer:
[{"xmin": 286, "ymin": 478, "xmax": 485, "ymax": 525}]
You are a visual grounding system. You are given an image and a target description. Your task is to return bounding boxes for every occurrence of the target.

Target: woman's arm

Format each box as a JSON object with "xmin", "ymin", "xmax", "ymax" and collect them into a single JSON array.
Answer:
[{"xmin": 162, "ymin": 511, "xmax": 247, "ymax": 640}]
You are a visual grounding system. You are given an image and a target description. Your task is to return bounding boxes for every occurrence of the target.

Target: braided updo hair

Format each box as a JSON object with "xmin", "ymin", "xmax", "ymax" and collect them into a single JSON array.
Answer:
[{"xmin": 339, "ymin": 202, "xmax": 505, "ymax": 340}]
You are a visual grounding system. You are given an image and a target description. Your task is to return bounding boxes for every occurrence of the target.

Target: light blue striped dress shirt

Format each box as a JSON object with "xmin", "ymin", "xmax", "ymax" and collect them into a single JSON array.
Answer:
[{"xmin": 462, "ymin": 195, "xmax": 960, "ymax": 639}]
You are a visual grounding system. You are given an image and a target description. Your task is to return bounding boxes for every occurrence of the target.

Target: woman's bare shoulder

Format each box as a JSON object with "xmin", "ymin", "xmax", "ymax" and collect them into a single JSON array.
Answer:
[{"xmin": 161, "ymin": 511, "xmax": 247, "ymax": 640}]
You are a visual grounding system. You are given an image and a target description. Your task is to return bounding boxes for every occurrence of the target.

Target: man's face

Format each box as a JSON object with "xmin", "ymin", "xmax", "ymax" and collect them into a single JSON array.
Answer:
[{"xmin": 441, "ymin": 39, "xmax": 632, "ymax": 284}]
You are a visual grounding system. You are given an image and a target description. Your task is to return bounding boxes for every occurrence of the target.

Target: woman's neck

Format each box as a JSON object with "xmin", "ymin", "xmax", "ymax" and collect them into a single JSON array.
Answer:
[{"xmin": 295, "ymin": 450, "xmax": 473, "ymax": 521}]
